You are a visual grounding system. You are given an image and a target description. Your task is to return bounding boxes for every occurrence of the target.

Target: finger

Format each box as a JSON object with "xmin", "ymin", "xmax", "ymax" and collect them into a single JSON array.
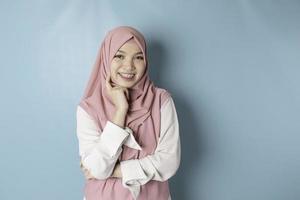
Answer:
[
  {"xmin": 80, "ymin": 161, "xmax": 85, "ymax": 171},
  {"xmin": 81, "ymin": 164, "xmax": 90, "ymax": 174},
  {"xmin": 116, "ymin": 87, "xmax": 129, "ymax": 100},
  {"xmin": 105, "ymin": 74, "xmax": 112, "ymax": 91},
  {"xmin": 85, "ymin": 172, "xmax": 92, "ymax": 179},
  {"xmin": 85, "ymin": 174, "xmax": 92, "ymax": 180},
  {"xmin": 87, "ymin": 172, "xmax": 94, "ymax": 179},
  {"xmin": 83, "ymin": 169, "xmax": 93, "ymax": 178},
  {"xmin": 124, "ymin": 88, "xmax": 129, "ymax": 100},
  {"xmin": 111, "ymin": 82, "xmax": 118, "ymax": 88}
]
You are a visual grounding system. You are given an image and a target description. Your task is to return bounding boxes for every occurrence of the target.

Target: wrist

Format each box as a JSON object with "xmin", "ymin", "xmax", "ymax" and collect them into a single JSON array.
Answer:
[
  {"xmin": 111, "ymin": 162, "xmax": 122, "ymax": 178},
  {"xmin": 116, "ymin": 163, "xmax": 122, "ymax": 178},
  {"xmin": 112, "ymin": 111, "xmax": 127, "ymax": 128},
  {"xmin": 116, "ymin": 107, "xmax": 128, "ymax": 114}
]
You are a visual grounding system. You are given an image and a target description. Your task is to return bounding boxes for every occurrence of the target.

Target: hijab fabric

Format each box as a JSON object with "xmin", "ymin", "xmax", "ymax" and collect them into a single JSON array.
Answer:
[{"xmin": 78, "ymin": 26, "xmax": 171, "ymax": 200}]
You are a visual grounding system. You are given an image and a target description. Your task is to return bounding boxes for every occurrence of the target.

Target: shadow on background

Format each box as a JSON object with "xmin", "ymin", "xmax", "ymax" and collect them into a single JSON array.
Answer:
[{"xmin": 148, "ymin": 39, "xmax": 208, "ymax": 200}]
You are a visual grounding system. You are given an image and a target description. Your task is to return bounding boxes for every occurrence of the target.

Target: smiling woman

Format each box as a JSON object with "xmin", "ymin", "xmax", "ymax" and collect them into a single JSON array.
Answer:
[
  {"xmin": 76, "ymin": 26, "xmax": 181, "ymax": 200},
  {"xmin": 110, "ymin": 39, "xmax": 146, "ymax": 89}
]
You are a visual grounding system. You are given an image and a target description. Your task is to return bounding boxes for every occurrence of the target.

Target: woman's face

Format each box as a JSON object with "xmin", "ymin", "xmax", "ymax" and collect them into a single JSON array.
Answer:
[{"xmin": 110, "ymin": 39, "xmax": 146, "ymax": 89}]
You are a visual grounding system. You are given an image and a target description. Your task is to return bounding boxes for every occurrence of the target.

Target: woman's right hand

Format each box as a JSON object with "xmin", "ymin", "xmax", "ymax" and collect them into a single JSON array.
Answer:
[
  {"xmin": 80, "ymin": 160, "xmax": 95, "ymax": 180},
  {"xmin": 105, "ymin": 74, "xmax": 129, "ymax": 112}
]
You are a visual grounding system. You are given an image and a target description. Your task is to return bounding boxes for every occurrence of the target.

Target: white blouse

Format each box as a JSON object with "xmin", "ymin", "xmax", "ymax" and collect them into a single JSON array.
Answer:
[{"xmin": 76, "ymin": 97, "xmax": 181, "ymax": 200}]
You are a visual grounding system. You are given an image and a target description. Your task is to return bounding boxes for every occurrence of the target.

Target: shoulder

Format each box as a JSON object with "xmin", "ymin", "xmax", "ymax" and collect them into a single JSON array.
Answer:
[
  {"xmin": 76, "ymin": 105, "xmax": 93, "ymax": 120},
  {"xmin": 160, "ymin": 92, "xmax": 179, "ymax": 128},
  {"xmin": 156, "ymin": 87, "xmax": 171, "ymax": 96},
  {"xmin": 77, "ymin": 105, "xmax": 86, "ymax": 115},
  {"xmin": 155, "ymin": 87, "xmax": 176, "ymax": 111},
  {"xmin": 156, "ymin": 87, "xmax": 172, "ymax": 105}
]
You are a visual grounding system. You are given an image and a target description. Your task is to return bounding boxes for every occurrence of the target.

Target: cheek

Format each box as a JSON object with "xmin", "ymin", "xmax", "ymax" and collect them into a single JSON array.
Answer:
[
  {"xmin": 110, "ymin": 63, "xmax": 119, "ymax": 75},
  {"xmin": 109, "ymin": 65, "xmax": 120, "ymax": 82},
  {"xmin": 137, "ymin": 65, "xmax": 146, "ymax": 77}
]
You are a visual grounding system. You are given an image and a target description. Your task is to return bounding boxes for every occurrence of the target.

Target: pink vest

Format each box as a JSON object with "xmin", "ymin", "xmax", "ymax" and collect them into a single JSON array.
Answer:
[{"xmin": 84, "ymin": 89, "xmax": 171, "ymax": 200}]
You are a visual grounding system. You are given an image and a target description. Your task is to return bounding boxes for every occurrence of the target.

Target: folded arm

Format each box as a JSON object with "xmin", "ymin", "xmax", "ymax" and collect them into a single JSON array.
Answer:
[
  {"xmin": 76, "ymin": 106, "xmax": 130, "ymax": 179},
  {"xmin": 120, "ymin": 97, "xmax": 181, "ymax": 188}
]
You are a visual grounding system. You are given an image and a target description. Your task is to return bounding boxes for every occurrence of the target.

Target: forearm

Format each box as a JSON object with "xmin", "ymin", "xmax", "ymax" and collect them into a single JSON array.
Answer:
[
  {"xmin": 112, "ymin": 109, "xmax": 128, "ymax": 128},
  {"xmin": 78, "ymin": 110, "xmax": 129, "ymax": 179},
  {"xmin": 77, "ymin": 105, "xmax": 129, "ymax": 180}
]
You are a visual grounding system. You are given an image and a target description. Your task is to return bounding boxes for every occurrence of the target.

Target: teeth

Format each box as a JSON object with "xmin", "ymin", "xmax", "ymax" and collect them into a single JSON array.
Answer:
[{"xmin": 120, "ymin": 73, "xmax": 135, "ymax": 78}]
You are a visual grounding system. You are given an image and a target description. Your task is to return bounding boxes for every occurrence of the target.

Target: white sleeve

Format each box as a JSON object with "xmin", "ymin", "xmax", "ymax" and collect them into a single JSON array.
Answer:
[
  {"xmin": 76, "ymin": 105, "xmax": 130, "ymax": 180},
  {"xmin": 120, "ymin": 97, "xmax": 181, "ymax": 191}
]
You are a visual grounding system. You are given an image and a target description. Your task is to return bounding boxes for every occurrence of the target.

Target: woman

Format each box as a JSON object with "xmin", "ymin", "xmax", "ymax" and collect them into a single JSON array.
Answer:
[{"xmin": 76, "ymin": 26, "xmax": 181, "ymax": 200}]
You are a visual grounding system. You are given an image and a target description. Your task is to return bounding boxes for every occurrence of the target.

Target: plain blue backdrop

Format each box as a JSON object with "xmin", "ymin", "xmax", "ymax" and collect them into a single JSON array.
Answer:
[{"xmin": 1, "ymin": 1, "xmax": 300, "ymax": 200}]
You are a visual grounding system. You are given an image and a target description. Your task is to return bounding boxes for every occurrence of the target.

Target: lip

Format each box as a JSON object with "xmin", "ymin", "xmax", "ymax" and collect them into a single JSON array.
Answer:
[
  {"xmin": 119, "ymin": 72, "xmax": 135, "ymax": 75},
  {"xmin": 118, "ymin": 73, "xmax": 135, "ymax": 81}
]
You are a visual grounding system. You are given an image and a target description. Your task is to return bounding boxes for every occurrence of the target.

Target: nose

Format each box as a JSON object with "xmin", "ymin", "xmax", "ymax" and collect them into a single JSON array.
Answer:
[{"xmin": 122, "ymin": 58, "xmax": 135, "ymax": 70}]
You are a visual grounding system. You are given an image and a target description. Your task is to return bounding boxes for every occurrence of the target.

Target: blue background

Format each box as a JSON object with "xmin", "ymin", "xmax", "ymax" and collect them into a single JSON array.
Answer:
[{"xmin": 1, "ymin": 1, "xmax": 299, "ymax": 199}]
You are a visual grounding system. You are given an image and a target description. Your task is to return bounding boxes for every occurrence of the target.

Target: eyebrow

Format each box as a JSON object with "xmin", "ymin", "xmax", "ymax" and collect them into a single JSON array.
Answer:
[{"xmin": 117, "ymin": 50, "xmax": 143, "ymax": 55}]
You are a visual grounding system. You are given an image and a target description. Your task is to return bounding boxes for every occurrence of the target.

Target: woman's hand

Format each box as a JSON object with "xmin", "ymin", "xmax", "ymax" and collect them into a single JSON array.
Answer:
[
  {"xmin": 106, "ymin": 74, "xmax": 129, "ymax": 112},
  {"xmin": 80, "ymin": 160, "xmax": 96, "ymax": 180},
  {"xmin": 110, "ymin": 162, "xmax": 122, "ymax": 178},
  {"xmin": 106, "ymin": 74, "xmax": 129, "ymax": 128}
]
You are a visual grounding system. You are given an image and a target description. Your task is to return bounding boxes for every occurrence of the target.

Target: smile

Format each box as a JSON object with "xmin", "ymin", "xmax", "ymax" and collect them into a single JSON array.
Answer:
[{"xmin": 118, "ymin": 73, "xmax": 135, "ymax": 81}]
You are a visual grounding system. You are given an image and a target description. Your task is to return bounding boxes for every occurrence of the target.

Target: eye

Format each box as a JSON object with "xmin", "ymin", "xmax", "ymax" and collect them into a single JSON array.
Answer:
[
  {"xmin": 136, "ymin": 56, "xmax": 144, "ymax": 60},
  {"xmin": 114, "ymin": 54, "xmax": 124, "ymax": 59}
]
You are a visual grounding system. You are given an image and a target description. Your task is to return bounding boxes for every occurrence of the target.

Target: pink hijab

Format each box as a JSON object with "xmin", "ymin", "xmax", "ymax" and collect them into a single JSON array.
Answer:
[{"xmin": 78, "ymin": 26, "xmax": 171, "ymax": 200}]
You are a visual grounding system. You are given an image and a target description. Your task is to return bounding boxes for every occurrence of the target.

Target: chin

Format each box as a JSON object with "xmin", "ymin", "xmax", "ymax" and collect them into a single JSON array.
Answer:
[
  {"xmin": 112, "ymin": 80, "xmax": 132, "ymax": 88},
  {"xmin": 117, "ymin": 78, "xmax": 139, "ymax": 88},
  {"xmin": 119, "ymin": 82, "xmax": 135, "ymax": 89}
]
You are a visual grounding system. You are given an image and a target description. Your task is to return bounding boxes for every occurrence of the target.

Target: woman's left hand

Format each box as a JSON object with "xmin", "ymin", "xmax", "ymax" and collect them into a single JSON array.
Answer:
[{"xmin": 111, "ymin": 162, "xmax": 122, "ymax": 178}]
